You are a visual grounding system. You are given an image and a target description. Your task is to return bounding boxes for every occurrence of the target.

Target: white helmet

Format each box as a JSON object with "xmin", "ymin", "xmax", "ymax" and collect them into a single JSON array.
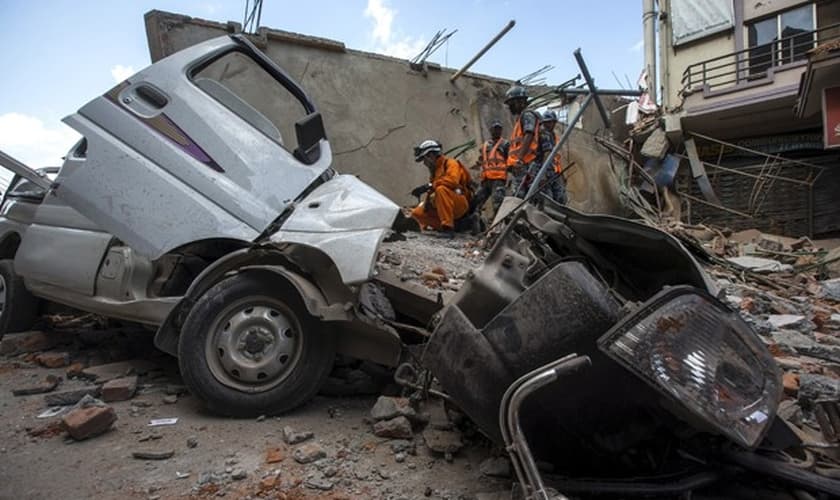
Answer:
[{"xmin": 414, "ymin": 139, "xmax": 442, "ymax": 162}]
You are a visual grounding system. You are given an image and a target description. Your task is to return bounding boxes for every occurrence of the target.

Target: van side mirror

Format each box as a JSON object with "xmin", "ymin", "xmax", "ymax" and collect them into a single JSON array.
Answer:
[{"xmin": 294, "ymin": 112, "xmax": 326, "ymax": 164}]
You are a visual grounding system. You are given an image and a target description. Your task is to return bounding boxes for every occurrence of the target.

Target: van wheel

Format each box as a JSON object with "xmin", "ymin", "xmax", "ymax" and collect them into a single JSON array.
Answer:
[
  {"xmin": 0, "ymin": 260, "xmax": 39, "ymax": 339},
  {"xmin": 178, "ymin": 273, "xmax": 335, "ymax": 417}
]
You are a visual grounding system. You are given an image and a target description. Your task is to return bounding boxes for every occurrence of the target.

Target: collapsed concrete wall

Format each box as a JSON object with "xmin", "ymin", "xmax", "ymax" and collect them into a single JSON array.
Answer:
[
  {"xmin": 560, "ymin": 95, "xmax": 632, "ymax": 215},
  {"xmin": 560, "ymin": 128, "xmax": 625, "ymax": 216},
  {"xmin": 144, "ymin": 10, "xmax": 626, "ymax": 215},
  {"xmin": 145, "ymin": 10, "xmax": 513, "ymax": 207}
]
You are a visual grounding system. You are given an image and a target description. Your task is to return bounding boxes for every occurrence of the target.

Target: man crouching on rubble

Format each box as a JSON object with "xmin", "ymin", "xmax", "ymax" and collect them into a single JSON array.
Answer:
[{"xmin": 410, "ymin": 139, "xmax": 473, "ymax": 239}]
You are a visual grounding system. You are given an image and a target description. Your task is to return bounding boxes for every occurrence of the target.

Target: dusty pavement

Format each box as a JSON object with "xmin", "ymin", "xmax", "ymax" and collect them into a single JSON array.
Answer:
[{"xmin": 0, "ymin": 325, "xmax": 510, "ymax": 500}]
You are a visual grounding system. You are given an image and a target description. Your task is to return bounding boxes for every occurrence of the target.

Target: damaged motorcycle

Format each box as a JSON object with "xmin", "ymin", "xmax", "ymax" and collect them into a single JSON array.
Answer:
[{"xmin": 419, "ymin": 199, "xmax": 840, "ymax": 499}]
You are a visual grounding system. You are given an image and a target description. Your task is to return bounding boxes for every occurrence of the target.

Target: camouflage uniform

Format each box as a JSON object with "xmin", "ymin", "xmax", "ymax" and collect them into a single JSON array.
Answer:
[
  {"xmin": 509, "ymin": 110, "xmax": 540, "ymax": 198},
  {"xmin": 535, "ymin": 127, "xmax": 566, "ymax": 204}
]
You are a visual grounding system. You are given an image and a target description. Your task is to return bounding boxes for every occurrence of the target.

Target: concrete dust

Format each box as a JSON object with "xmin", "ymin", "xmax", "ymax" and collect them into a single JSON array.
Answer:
[{"xmin": 377, "ymin": 232, "xmax": 488, "ymax": 293}]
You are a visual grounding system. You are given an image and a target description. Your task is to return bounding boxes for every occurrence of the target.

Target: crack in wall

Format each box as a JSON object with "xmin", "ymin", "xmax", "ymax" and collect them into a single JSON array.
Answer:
[
  {"xmin": 334, "ymin": 124, "xmax": 407, "ymax": 156},
  {"xmin": 298, "ymin": 60, "xmax": 311, "ymax": 82}
]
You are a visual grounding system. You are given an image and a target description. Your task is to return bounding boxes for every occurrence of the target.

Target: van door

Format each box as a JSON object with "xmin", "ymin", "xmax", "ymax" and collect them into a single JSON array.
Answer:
[{"xmin": 55, "ymin": 35, "xmax": 332, "ymax": 259}]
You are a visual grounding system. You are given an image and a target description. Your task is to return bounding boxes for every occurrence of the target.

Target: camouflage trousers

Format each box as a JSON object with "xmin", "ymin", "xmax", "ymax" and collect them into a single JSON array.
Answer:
[{"xmin": 471, "ymin": 178, "xmax": 507, "ymax": 215}]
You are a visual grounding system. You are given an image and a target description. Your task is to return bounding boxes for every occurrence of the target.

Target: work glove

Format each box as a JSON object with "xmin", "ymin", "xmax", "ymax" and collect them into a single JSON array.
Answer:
[{"xmin": 410, "ymin": 183, "xmax": 432, "ymax": 199}]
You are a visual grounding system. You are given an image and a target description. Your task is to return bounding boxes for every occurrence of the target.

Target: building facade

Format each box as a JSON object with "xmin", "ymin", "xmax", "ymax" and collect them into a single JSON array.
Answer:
[{"xmin": 654, "ymin": 0, "xmax": 840, "ymax": 237}]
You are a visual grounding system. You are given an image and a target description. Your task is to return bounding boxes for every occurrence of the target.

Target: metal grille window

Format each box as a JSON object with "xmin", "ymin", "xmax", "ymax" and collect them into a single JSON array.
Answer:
[{"xmin": 747, "ymin": 4, "xmax": 816, "ymax": 77}]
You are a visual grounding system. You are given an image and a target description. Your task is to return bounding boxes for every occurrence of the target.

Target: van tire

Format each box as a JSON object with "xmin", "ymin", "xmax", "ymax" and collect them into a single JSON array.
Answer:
[
  {"xmin": 0, "ymin": 259, "xmax": 39, "ymax": 340},
  {"xmin": 178, "ymin": 273, "xmax": 335, "ymax": 417}
]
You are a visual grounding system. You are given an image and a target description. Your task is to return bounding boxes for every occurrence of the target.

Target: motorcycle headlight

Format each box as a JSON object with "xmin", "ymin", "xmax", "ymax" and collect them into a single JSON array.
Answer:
[{"xmin": 598, "ymin": 286, "xmax": 781, "ymax": 449}]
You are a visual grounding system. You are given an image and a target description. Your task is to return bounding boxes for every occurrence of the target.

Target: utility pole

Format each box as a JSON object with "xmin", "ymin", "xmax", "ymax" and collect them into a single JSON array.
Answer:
[{"xmin": 642, "ymin": 0, "xmax": 658, "ymax": 104}]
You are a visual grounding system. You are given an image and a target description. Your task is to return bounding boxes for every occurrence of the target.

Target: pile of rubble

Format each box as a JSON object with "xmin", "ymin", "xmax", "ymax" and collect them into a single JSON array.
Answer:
[
  {"xmin": 368, "ymin": 396, "xmax": 468, "ymax": 462},
  {"xmin": 376, "ymin": 232, "xmax": 488, "ymax": 293},
  {"xmin": 667, "ymin": 222, "xmax": 840, "ymax": 447},
  {"xmin": 0, "ymin": 326, "xmax": 183, "ymax": 445}
]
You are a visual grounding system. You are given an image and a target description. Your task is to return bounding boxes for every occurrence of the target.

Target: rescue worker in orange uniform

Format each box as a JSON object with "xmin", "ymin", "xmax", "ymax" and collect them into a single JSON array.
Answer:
[
  {"xmin": 470, "ymin": 119, "xmax": 510, "ymax": 216},
  {"xmin": 537, "ymin": 110, "xmax": 566, "ymax": 204},
  {"xmin": 504, "ymin": 85, "xmax": 540, "ymax": 198},
  {"xmin": 410, "ymin": 140, "xmax": 472, "ymax": 238}
]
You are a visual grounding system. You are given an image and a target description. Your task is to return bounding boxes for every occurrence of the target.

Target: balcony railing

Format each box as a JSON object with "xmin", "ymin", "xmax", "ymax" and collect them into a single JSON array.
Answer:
[{"xmin": 681, "ymin": 24, "xmax": 840, "ymax": 96}]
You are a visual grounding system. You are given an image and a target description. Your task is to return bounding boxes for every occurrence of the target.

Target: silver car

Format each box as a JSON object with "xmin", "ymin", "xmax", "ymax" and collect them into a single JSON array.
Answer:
[{"xmin": 0, "ymin": 34, "xmax": 401, "ymax": 416}]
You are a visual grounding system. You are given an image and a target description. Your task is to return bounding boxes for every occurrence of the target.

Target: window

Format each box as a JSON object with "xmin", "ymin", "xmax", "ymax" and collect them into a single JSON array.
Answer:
[
  {"xmin": 780, "ymin": 6, "xmax": 815, "ymax": 63},
  {"xmin": 747, "ymin": 4, "xmax": 815, "ymax": 76},
  {"xmin": 192, "ymin": 51, "xmax": 308, "ymax": 151},
  {"xmin": 747, "ymin": 17, "xmax": 776, "ymax": 75}
]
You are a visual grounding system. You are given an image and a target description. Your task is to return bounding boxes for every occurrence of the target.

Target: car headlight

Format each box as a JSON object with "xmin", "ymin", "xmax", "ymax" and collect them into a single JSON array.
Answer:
[{"xmin": 597, "ymin": 286, "xmax": 781, "ymax": 449}]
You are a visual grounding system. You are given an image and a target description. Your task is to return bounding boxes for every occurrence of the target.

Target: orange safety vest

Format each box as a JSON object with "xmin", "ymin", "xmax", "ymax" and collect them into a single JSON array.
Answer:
[
  {"xmin": 507, "ymin": 111, "xmax": 540, "ymax": 167},
  {"xmin": 481, "ymin": 140, "xmax": 507, "ymax": 181}
]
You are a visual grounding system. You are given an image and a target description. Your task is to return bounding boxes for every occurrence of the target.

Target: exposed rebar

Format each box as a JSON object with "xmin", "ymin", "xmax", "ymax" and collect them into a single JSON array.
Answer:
[{"xmin": 450, "ymin": 20, "xmax": 516, "ymax": 82}]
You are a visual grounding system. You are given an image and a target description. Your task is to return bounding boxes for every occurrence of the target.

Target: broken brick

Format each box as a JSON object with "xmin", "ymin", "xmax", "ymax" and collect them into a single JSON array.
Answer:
[
  {"xmin": 370, "ymin": 396, "xmax": 416, "ymax": 421},
  {"xmin": 422, "ymin": 428, "xmax": 464, "ymax": 454},
  {"xmin": 739, "ymin": 297, "xmax": 755, "ymax": 313},
  {"xmin": 372, "ymin": 416, "xmax": 413, "ymax": 439},
  {"xmin": 768, "ymin": 343, "xmax": 785, "ymax": 357},
  {"xmin": 17, "ymin": 331, "xmax": 59, "ymax": 353},
  {"xmin": 62, "ymin": 405, "xmax": 117, "ymax": 440},
  {"xmin": 811, "ymin": 308, "xmax": 834, "ymax": 330},
  {"xmin": 783, "ymin": 372, "xmax": 800, "ymax": 396},
  {"xmin": 81, "ymin": 360, "xmax": 156, "ymax": 382},
  {"xmin": 265, "ymin": 447, "xmax": 285, "ymax": 464},
  {"xmin": 304, "ymin": 477, "xmax": 334, "ymax": 491},
  {"xmin": 420, "ymin": 272, "xmax": 444, "ymax": 283},
  {"xmin": 282, "ymin": 426, "xmax": 314, "ymax": 445},
  {"xmin": 12, "ymin": 374, "xmax": 60, "ymax": 396},
  {"xmin": 293, "ymin": 442, "xmax": 326, "ymax": 464},
  {"xmin": 27, "ymin": 420, "xmax": 65, "ymax": 439},
  {"xmin": 259, "ymin": 474, "xmax": 279, "ymax": 491},
  {"xmin": 101, "ymin": 376, "xmax": 137, "ymax": 402},
  {"xmin": 66, "ymin": 362, "xmax": 86, "ymax": 378},
  {"xmin": 35, "ymin": 351, "xmax": 70, "ymax": 368}
]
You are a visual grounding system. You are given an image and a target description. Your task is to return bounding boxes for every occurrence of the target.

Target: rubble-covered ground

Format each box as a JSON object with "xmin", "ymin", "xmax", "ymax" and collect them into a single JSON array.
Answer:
[
  {"xmin": 0, "ymin": 230, "xmax": 500, "ymax": 500},
  {"xmin": 670, "ymin": 224, "xmax": 840, "ymax": 447},
  {"xmin": 2, "ymin": 225, "xmax": 839, "ymax": 499},
  {"xmin": 0, "ymin": 324, "xmax": 515, "ymax": 500},
  {"xmin": 376, "ymin": 232, "xmax": 489, "ymax": 294}
]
